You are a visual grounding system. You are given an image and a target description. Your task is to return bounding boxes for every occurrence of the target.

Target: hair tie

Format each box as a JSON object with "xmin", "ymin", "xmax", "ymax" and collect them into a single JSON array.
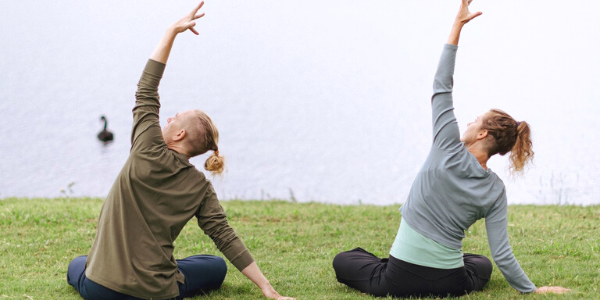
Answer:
[
  {"xmin": 214, "ymin": 150, "xmax": 219, "ymax": 156},
  {"xmin": 516, "ymin": 121, "xmax": 521, "ymax": 127}
]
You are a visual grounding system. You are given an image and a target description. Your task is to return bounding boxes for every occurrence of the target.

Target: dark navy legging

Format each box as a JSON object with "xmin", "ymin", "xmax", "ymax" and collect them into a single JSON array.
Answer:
[
  {"xmin": 333, "ymin": 247, "xmax": 492, "ymax": 298},
  {"xmin": 67, "ymin": 255, "xmax": 227, "ymax": 300}
]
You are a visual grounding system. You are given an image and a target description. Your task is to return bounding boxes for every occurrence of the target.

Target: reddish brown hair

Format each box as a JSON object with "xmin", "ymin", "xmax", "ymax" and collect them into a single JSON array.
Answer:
[{"xmin": 481, "ymin": 109, "xmax": 534, "ymax": 174}]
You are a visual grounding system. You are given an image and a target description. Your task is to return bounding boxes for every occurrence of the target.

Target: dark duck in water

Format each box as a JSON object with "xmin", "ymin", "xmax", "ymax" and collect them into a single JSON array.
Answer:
[{"xmin": 97, "ymin": 116, "xmax": 114, "ymax": 143}]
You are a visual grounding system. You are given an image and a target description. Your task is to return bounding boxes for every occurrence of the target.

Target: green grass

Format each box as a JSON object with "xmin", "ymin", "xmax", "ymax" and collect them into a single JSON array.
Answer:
[{"xmin": 0, "ymin": 198, "xmax": 598, "ymax": 299}]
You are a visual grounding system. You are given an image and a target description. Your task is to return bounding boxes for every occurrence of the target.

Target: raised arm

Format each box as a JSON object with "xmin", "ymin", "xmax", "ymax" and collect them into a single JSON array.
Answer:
[
  {"xmin": 430, "ymin": 1, "xmax": 481, "ymax": 150},
  {"xmin": 130, "ymin": 2, "xmax": 205, "ymax": 150},
  {"xmin": 150, "ymin": 2, "xmax": 205, "ymax": 64}
]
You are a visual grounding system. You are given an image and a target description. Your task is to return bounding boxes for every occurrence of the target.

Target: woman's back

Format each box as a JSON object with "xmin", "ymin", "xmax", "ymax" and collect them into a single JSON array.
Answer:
[
  {"xmin": 400, "ymin": 44, "xmax": 506, "ymax": 249},
  {"xmin": 397, "ymin": 44, "xmax": 534, "ymax": 292},
  {"xmin": 400, "ymin": 138, "xmax": 506, "ymax": 250}
]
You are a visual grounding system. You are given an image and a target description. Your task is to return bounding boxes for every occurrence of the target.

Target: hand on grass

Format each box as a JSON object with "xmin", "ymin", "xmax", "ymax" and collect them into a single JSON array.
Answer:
[
  {"xmin": 241, "ymin": 262, "xmax": 295, "ymax": 300},
  {"xmin": 261, "ymin": 285, "xmax": 295, "ymax": 300},
  {"xmin": 535, "ymin": 286, "xmax": 571, "ymax": 294}
]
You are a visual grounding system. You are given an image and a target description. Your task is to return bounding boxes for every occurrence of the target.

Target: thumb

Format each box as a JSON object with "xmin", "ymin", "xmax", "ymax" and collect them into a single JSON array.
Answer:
[{"xmin": 469, "ymin": 11, "xmax": 483, "ymax": 20}]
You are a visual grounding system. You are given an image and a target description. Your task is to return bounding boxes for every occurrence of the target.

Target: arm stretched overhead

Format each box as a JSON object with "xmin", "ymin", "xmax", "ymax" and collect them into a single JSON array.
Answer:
[{"xmin": 151, "ymin": 3, "xmax": 295, "ymax": 299}]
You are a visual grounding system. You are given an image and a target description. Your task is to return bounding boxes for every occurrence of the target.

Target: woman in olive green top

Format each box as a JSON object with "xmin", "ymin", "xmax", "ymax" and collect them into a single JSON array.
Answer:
[{"xmin": 67, "ymin": 3, "xmax": 294, "ymax": 300}]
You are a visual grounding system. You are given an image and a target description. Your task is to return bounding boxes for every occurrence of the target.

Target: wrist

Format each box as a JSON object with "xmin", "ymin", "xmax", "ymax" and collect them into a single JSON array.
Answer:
[
  {"xmin": 165, "ymin": 26, "xmax": 180, "ymax": 37},
  {"xmin": 259, "ymin": 281, "xmax": 273, "ymax": 291},
  {"xmin": 452, "ymin": 21, "xmax": 464, "ymax": 30}
]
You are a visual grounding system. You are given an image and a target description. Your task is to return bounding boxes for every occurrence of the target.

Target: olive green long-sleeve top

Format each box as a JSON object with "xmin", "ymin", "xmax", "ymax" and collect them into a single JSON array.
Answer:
[{"xmin": 85, "ymin": 59, "xmax": 254, "ymax": 299}]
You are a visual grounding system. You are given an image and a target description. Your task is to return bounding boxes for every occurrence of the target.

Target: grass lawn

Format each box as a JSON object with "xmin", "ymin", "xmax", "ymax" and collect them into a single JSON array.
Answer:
[{"xmin": 0, "ymin": 198, "xmax": 598, "ymax": 299}]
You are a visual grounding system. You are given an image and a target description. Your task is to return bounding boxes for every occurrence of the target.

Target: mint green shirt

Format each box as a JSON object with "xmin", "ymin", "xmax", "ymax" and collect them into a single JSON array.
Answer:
[{"xmin": 390, "ymin": 219, "xmax": 463, "ymax": 269}]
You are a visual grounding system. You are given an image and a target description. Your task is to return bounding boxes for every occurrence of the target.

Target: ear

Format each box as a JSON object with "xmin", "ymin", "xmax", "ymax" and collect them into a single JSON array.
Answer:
[
  {"xmin": 173, "ymin": 129, "xmax": 186, "ymax": 141},
  {"xmin": 476, "ymin": 129, "xmax": 488, "ymax": 140}
]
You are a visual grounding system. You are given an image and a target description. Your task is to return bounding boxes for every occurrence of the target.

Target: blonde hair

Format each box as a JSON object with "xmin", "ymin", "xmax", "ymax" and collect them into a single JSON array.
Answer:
[
  {"xmin": 481, "ymin": 109, "xmax": 534, "ymax": 175},
  {"xmin": 183, "ymin": 109, "xmax": 225, "ymax": 175}
]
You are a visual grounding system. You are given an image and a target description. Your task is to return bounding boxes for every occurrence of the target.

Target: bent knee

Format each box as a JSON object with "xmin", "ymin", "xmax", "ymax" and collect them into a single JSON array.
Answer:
[
  {"xmin": 480, "ymin": 256, "xmax": 493, "ymax": 277},
  {"xmin": 465, "ymin": 254, "xmax": 493, "ymax": 279},
  {"xmin": 332, "ymin": 252, "xmax": 348, "ymax": 272},
  {"xmin": 214, "ymin": 257, "xmax": 227, "ymax": 277}
]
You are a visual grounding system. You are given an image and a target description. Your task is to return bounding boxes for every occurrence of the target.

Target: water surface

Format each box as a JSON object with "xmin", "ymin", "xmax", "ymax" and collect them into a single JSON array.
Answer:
[{"xmin": 1, "ymin": 1, "xmax": 599, "ymax": 205}]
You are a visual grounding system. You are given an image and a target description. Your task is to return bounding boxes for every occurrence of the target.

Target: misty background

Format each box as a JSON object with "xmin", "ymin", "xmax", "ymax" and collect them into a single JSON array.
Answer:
[{"xmin": 1, "ymin": 0, "xmax": 599, "ymax": 205}]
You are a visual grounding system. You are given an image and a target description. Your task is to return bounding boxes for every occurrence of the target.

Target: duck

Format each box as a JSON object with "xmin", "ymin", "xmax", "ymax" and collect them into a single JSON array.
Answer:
[{"xmin": 97, "ymin": 115, "xmax": 114, "ymax": 143}]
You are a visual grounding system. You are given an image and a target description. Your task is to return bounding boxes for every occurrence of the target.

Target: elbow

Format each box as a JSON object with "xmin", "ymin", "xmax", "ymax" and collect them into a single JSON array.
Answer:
[
  {"xmin": 433, "ymin": 71, "xmax": 454, "ymax": 91},
  {"xmin": 209, "ymin": 230, "xmax": 238, "ymax": 250},
  {"xmin": 433, "ymin": 81, "xmax": 453, "ymax": 94}
]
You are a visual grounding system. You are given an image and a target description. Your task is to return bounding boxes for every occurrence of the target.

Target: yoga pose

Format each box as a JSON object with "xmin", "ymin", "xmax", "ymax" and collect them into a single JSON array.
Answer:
[
  {"xmin": 67, "ymin": 3, "xmax": 293, "ymax": 300},
  {"xmin": 333, "ymin": 0, "xmax": 570, "ymax": 297}
]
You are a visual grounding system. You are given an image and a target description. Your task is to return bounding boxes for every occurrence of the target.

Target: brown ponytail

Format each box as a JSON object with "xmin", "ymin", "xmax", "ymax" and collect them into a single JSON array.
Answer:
[
  {"xmin": 508, "ymin": 121, "xmax": 534, "ymax": 174},
  {"xmin": 481, "ymin": 109, "xmax": 534, "ymax": 175}
]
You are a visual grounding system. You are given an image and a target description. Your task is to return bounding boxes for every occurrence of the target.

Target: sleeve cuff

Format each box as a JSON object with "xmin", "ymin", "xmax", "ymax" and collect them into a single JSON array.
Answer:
[
  {"xmin": 520, "ymin": 288, "xmax": 537, "ymax": 294},
  {"xmin": 444, "ymin": 44, "xmax": 459, "ymax": 50},
  {"xmin": 145, "ymin": 59, "xmax": 166, "ymax": 78},
  {"xmin": 229, "ymin": 249, "xmax": 255, "ymax": 271}
]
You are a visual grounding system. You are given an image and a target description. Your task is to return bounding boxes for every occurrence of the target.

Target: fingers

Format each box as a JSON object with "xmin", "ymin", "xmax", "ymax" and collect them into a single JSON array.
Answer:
[
  {"xmin": 190, "ymin": 1, "xmax": 204, "ymax": 16},
  {"xmin": 194, "ymin": 12, "xmax": 205, "ymax": 20},
  {"xmin": 536, "ymin": 286, "xmax": 572, "ymax": 294},
  {"xmin": 468, "ymin": 11, "xmax": 483, "ymax": 21},
  {"xmin": 553, "ymin": 287, "xmax": 571, "ymax": 294},
  {"xmin": 459, "ymin": 11, "xmax": 482, "ymax": 24},
  {"xmin": 185, "ymin": 3, "xmax": 204, "ymax": 35}
]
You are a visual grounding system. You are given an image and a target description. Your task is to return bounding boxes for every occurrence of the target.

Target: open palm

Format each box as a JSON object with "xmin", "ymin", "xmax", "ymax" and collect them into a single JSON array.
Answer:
[{"xmin": 456, "ymin": 0, "xmax": 482, "ymax": 24}]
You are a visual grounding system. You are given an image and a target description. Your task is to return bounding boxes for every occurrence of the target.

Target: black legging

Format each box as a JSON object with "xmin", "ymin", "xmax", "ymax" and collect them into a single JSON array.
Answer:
[{"xmin": 333, "ymin": 248, "xmax": 492, "ymax": 298}]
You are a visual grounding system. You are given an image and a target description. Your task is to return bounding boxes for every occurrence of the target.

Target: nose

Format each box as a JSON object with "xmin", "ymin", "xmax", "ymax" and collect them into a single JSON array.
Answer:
[{"xmin": 167, "ymin": 117, "xmax": 173, "ymax": 123}]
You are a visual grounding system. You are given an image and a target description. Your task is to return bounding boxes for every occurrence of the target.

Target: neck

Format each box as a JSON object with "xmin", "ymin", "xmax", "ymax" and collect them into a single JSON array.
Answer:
[
  {"xmin": 166, "ymin": 142, "xmax": 190, "ymax": 159},
  {"xmin": 466, "ymin": 142, "xmax": 489, "ymax": 170}
]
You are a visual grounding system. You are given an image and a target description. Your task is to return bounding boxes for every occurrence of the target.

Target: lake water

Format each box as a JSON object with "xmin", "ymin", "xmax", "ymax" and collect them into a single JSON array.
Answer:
[{"xmin": 1, "ymin": 1, "xmax": 599, "ymax": 205}]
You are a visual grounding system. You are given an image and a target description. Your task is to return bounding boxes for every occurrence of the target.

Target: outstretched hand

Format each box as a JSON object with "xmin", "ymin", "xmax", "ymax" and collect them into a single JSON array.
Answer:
[
  {"xmin": 170, "ymin": 1, "xmax": 205, "ymax": 35},
  {"xmin": 150, "ymin": 2, "xmax": 205, "ymax": 63},
  {"xmin": 261, "ymin": 285, "xmax": 296, "ymax": 300},
  {"xmin": 535, "ymin": 286, "xmax": 571, "ymax": 294},
  {"xmin": 447, "ymin": 0, "xmax": 482, "ymax": 45},
  {"xmin": 455, "ymin": 0, "xmax": 482, "ymax": 25}
]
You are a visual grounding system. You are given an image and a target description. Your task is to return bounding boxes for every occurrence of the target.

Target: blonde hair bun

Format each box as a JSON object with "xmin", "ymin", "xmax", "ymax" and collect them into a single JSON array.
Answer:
[{"xmin": 204, "ymin": 150, "xmax": 225, "ymax": 176}]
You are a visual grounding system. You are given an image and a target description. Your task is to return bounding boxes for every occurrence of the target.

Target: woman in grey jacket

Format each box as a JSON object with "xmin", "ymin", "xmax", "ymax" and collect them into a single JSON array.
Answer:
[{"xmin": 332, "ymin": 0, "xmax": 570, "ymax": 297}]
